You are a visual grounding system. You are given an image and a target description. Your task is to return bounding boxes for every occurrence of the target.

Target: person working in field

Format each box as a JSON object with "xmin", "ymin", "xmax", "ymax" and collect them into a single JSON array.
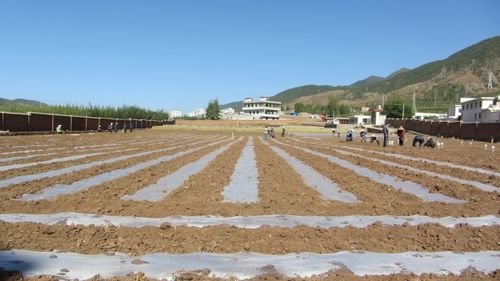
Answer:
[
  {"xmin": 412, "ymin": 135, "xmax": 425, "ymax": 147},
  {"xmin": 382, "ymin": 124, "xmax": 389, "ymax": 147},
  {"xmin": 370, "ymin": 134, "xmax": 380, "ymax": 145},
  {"xmin": 346, "ymin": 130, "xmax": 353, "ymax": 142},
  {"xmin": 360, "ymin": 130, "xmax": 367, "ymax": 143},
  {"xmin": 423, "ymin": 137, "xmax": 436, "ymax": 148},
  {"xmin": 56, "ymin": 124, "xmax": 63, "ymax": 134},
  {"xmin": 396, "ymin": 126, "xmax": 406, "ymax": 146}
]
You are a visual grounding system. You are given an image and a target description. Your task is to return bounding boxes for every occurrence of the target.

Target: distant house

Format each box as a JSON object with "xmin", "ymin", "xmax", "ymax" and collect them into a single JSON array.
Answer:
[
  {"xmin": 220, "ymin": 108, "xmax": 236, "ymax": 120},
  {"xmin": 242, "ymin": 97, "xmax": 281, "ymax": 120},
  {"xmin": 168, "ymin": 110, "xmax": 182, "ymax": 119},
  {"xmin": 460, "ymin": 96, "xmax": 500, "ymax": 123},
  {"xmin": 349, "ymin": 115, "xmax": 371, "ymax": 125},
  {"xmin": 414, "ymin": 112, "xmax": 446, "ymax": 120},
  {"xmin": 447, "ymin": 104, "xmax": 462, "ymax": 119},
  {"xmin": 187, "ymin": 108, "xmax": 206, "ymax": 118}
]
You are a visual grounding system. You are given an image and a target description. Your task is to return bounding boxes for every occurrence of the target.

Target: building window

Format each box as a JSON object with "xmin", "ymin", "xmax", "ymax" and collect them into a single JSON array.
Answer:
[
  {"xmin": 479, "ymin": 112, "xmax": 482, "ymax": 119},
  {"xmin": 474, "ymin": 113, "xmax": 477, "ymax": 120}
]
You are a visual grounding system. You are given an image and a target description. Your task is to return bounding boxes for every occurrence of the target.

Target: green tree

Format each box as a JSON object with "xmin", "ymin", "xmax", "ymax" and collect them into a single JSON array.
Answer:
[
  {"xmin": 383, "ymin": 98, "xmax": 415, "ymax": 118},
  {"xmin": 0, "ymin": 103, "xmax": 169, "ymax": 120},
  {"xmin": 294, "ymin": 102, "xmax": 305, "ymax": 113},
  {"xmin": 206, "ymin": 99, "xmax": 221, "ymax": 120}
]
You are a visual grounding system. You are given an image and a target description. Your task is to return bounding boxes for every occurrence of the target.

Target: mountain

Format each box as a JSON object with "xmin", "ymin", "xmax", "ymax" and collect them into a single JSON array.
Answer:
[
  {"xmin": 385, "ymin": 68, "xmax": 411, "ymax": 79},
  {"xmin": 220, "ymin": 100, "xmax": 243, "ymax": 112},
  {"xmin": 350, "ymin": 76, "xmax": 384, "ymax": 88},
  {"xmin": 274, "ymin": 36, "xmax": 500, "ymax": 111},
  {"xmin": 0, "ymin": 98, "xmax": 47, "ymax": 106},
  {"xmin": 271, "ymin": 85, "xmax": 343, "ymax": 104},
  {"xmin": 220, "ymin": 85, "xmax": 342, "ymax": 110}
]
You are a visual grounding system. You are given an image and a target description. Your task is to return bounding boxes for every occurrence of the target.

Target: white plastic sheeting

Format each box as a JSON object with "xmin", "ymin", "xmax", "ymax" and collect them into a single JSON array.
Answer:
[
  {"xmin": 0, "ymin": 152, "xmax": 59, "ymax": 164},
  {"xmin": 122, "ymin": 138, "xmax": 241, "ymax": 202},
  {"xmin": 0, "ymin": 147, "xmax": 64, "ymax": 155},
  {"xmin": 274, "ymin": 139, "xmax": 465, "ymax": 204},
  {"xmin": 222, "ymin": 137, "xmax": 259, "ymax": 203},
  {"xmin": 338, "ymin": 145, "xmax": 500, "ymax": 178},
  {"xmin": 0, "ymin": 249, "xmax": 498, "ymax": 280},
  {"xmin": 0, "ymin": 152, "xmax": 105, "ymax": 172},
  {"xmin": 331, "ymin": 148, "xmax": 499, "ymax": 193},
  {"xmin": 20, "ymin": 138, "xmax": 228, "ymax": 201},
  {"xmin": 267, "ymin": 143, "xmax": 358, "ymax": 203},
  {"xmin": 1, "ymin": 212, "xmax": 498, "ymax": 229},
  {"xmin": 0, "ymin": 138, "xmax": 210, "ymax": 189}
]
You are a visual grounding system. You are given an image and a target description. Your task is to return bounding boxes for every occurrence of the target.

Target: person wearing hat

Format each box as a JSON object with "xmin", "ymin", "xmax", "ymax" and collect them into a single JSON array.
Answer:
[{"xmin": 396, "ymin": 126, "xmax": 406, "ymax": 146}]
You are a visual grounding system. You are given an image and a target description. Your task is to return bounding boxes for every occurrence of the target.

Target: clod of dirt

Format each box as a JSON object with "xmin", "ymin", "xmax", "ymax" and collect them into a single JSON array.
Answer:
[
  {"xmin": 131, "ymin": 259, "xmax": 149, "ymax": 265},
  {"xmin": 160, "ymin": 222, "xmax": 172, "ymax": 230}
]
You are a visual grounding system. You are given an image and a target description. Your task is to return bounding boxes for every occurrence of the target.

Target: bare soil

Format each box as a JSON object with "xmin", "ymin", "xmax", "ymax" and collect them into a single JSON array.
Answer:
[{"xmin": 0, "ymin": 128, "xmax": 498, "ymax": 281}]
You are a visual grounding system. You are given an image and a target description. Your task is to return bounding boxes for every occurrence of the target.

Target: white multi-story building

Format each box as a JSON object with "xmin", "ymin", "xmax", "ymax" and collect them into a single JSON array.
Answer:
[
  {"xmin": 460, "ymin": 96, "xmax": 500, "ymax": 123},
  {"xmin": 242, "ymin": 97, "xmax": 281, "ymax": 120},
  {"xmin": 187, "ymin": 108, "xmax": 206, "ymax": 118},
  {"xmin": 447, "ymin": 105, "xmax": 462, "ymax": 119},
  {"xmin": 220, "ymin": 108, "xmax": 236, "ymax": 120},
  {"xmin": 168, "ymin": 110, "xmax": 182, "ymax": 119}
]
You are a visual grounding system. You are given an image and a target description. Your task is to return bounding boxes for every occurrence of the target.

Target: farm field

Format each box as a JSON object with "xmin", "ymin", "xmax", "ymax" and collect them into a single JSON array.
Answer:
[{"xmin": 0, "ymin": 128, "xmax": 498, "ymax": 281}]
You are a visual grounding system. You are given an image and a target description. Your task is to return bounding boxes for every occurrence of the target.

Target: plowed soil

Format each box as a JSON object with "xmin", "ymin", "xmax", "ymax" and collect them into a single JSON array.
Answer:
[{"xmin": 0, "ymin": 128, "xmax": 498, "ymax": 281}]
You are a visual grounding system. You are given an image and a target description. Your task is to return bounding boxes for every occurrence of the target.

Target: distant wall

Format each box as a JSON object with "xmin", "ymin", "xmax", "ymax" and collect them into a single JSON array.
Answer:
[
  {"xmin": 1, "ymin": 112, "xmax": 29, "ymax": 132},
  {"xmin": 29, "ymin": 113, "xmax": 53, "ymax": 131},
  {"xmin": 0, "ymin": 111, "xmax": 166, "ymax": 133},
  {"xmin": 385, "ymin": 118, "xmax": 500, "ymax": 142}
]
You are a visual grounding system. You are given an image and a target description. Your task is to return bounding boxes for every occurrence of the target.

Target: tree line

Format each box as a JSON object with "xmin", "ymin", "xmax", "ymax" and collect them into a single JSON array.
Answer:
[
  {"xmin": 0, "ymin": 103, "xmax": 169, "ymax": 120},
  {"xmin": 294, "ymin": 97, "xmax": 355, "ymax": 117}
]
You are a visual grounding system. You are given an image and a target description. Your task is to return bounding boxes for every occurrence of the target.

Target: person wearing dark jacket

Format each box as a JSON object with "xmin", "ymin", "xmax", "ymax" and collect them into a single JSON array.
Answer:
[
  {"xmin": 382, "ymin": 124, "xmax": 389, "ymax": 147},
  {"xmin": 423, "ymin": 137, "xmax": 436, "ymax": 148},
  {"xmin": 412, "ymin": 135, "xmax": 425, "ymax": 147}
]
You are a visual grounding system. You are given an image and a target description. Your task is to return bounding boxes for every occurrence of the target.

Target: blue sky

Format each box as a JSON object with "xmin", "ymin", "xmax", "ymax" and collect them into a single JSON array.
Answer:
[{"xmin": 0, "ymin": 0, "xmax": 499, "ymax": 113}]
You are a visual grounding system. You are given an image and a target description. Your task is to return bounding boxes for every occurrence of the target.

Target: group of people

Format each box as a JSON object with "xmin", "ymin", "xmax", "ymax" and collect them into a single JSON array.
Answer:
[
  {"xmin": 107, "ymin": 122, "xmax": 133, "ymax": 133},
  {"xmin": 394, "ymin": 125, "xmax": 436, "ymax": 148},
  {"xmin": 54, "ymin": 123, "xmax": 134, "ymax": 134},
  {"xmin": 263, "ymin": 126, "xmax": 286, "ymax": 140},
  {"xmin": 359, "ymin": 130, "xmax": 381, "ymax": 145},
  {"xmin": 348, "ymin": 124, "xmax": 437, "ymax": 148}
]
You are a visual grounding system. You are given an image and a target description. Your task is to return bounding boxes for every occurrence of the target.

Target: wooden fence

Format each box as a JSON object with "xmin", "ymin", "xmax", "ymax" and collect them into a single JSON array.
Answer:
[
  {"xmin": 0, "ymin": 112, "xmax": 167, "ymax": 133},
  {"xmin": 385, "ymin": 118, "xmax": 500, "ymax": 142}
]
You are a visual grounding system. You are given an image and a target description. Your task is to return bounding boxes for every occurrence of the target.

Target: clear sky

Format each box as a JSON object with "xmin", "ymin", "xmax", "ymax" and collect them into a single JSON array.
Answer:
[{"xmin": 0, "ymin": 0, "xmax": 499, "ymax": 113}]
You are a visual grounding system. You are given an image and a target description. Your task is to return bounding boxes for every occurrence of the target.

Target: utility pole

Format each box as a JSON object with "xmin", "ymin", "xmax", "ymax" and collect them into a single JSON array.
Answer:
[
  {"xmin": 488, "ymin": 72, "xmax": 493, "ymax": 89},
  {"xmin": 412, "ymin": 91, "xmax": 417, "ymax": 115},
  {"xmin": 402, "ymin": 102, "xmax": 405, "ymax": 119}
]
